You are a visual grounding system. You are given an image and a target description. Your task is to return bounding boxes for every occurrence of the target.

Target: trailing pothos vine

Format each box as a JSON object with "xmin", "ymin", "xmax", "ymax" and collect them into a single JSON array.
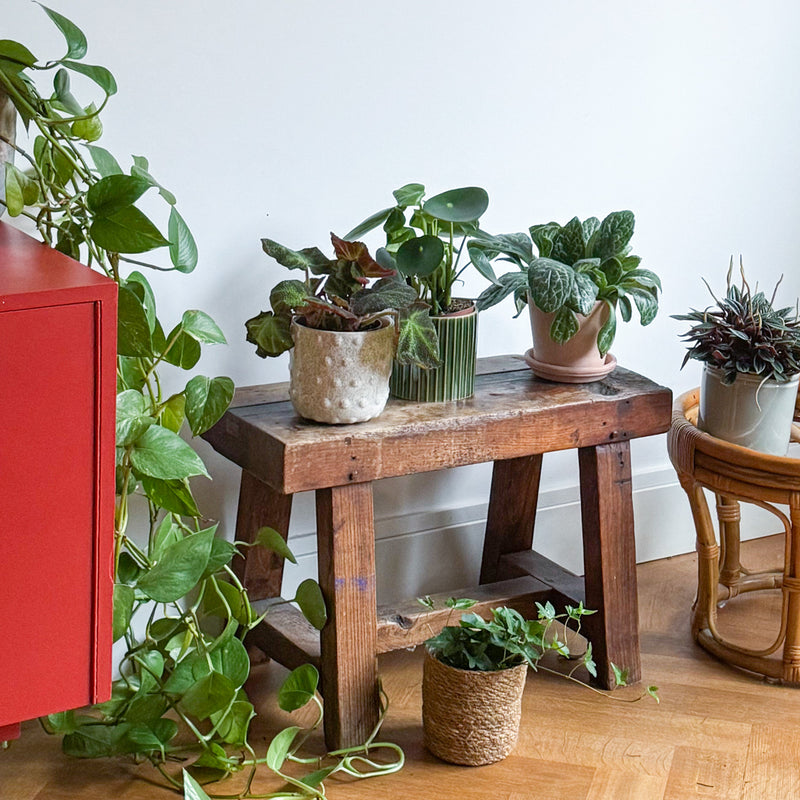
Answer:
[{"xmin": 0, "ymin": 5, "xmax": 402, "ymax": 797}]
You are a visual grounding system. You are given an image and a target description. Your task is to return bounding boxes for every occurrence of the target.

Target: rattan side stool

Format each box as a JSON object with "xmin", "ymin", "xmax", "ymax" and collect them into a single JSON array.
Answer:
[{"xmin": 668, "ymin": 388, "xmax": 800, "ymax": 683}]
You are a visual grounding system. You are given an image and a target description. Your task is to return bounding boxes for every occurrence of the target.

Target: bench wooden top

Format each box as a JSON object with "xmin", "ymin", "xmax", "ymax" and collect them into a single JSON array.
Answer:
[{"xmin": 202, "ymin": 355, "xmax": 672, "ymax": 494}]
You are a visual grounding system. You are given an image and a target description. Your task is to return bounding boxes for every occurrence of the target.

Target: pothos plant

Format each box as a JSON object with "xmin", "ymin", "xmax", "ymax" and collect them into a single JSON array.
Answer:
[
  {"xmin": 0, "ymin": 7, "xmax": 402, "ymax": 798},
  {"xmin": 421, "ymin": 597, "xmax": 659, "ymax": 702},
  {"xmin": 474, "ymin": 211, "xmax": 661, "ymax": 356}
]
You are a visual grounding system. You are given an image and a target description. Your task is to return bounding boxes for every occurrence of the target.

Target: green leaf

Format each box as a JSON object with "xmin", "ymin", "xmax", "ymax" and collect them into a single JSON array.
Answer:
[
  {"xmin": 4, "ymin": 163, "xmax": 39, "ymax": 215},
  {"xmin": 446, "ymin": 597, "xmax": 477, "ymax": 609},
  {"xmin": 210, "ymin": 699, "xmax": 254, "ymax": 745},
  {"xmin": 529, "ymin": 223, "xmax": 560, "ymax": 258},
  {"xmin": 569, "ymin": 272, "xmax": 599, "ymax": 316},
  {"xmin": 160, "ymin": 393, "xmax": 186, "ymax": 433},
  {"xmin": 395, "ymin": 302, "xmax": 440, "ymax": 368},
  {"xmin": 270, "ymin": 279, "xmax": 309, "ymax": 315},
  {"xmin": 129, "ymin": 425, "xmax": 210, "ymax": 481},
  {"xmin": 37, "ymin": 4, "xmax": 87, "ymax": 59},
  {"xmin": 396, "ymin": 235, "xmax": 444, "ymax": 278},
  {"xmin": 181, "ymin": 310, "xmax": 227, "ymax": 344},
  {"xmin": 552, "ymin": 216, "xmax": 586, "ymax": 265},
  {"xmin": 627, "ymin": 286, "xmax": 659, "ymax": 326},
  {"xmin": 299, "ymin": 765, "xmax": 337, "ymax": 789},
  {"xmin": 182, "ymin": 768, "xmax": 213, "ymax": 800},
  {"xmin": 549, "ymin": 307, "xmax": 579, "ymax": 343},
  {"xmin": 392, "ymin": 182, "xmax": 425, "ymax": 207},
  {"xmin": 343, "ymin": 207, "xmax": 394, "ymax": 240},
  {"xmin": 137, "ymin": 528, "xmax": 215, "ymax": 603},
  {"xmin": 168, "ymin": 207, "xmax": 198, "ymax": 272},
  {"xmin": 112, "ymin": 584, "xmax": 135, "ymax": 642},
  {"xmin": 468, "ymin": 246, "xmax": 497, "ymax": 284},
  {"xmin": 91, "ymin": 206, "xmax": 170, "ymax": 254},
  {"xmin": 45, "ymin": 710, "xmax": 77, "ymax": 735},
  {"xmin": 86, "ymin": 144, "xmax": 123, "ymax": 177},
  {"xmin": 53, "ymin": 68, "xmax": 84, "ymax": 116},
  {"xmin": 528, "ymin": 258, "xmax": 574, "ymax": 313},
  {"xmin": 203, "ymin": 537, "xmax": 238, "ymax": 578},
  {"xmin": 245, "ymin": 310, "xmax": 293, "ymax": 358},
  {"xmin": 0, "ymin": 40, "xmax": 37, "ymax": 68},
  {"xmin": 597, "ymin": 302, "xmax": 617, "ymax": 356},
  {"xmin": 162, "ymin": 327, "xmax": 202, "ymax": 369},
  {"xmin": 611, "ymin": 662, "xmax": 629, "ymax": 686},
  {"xmin": 593, "ymin": 210, "xmax": 635, "ymax": 260},
  {"xmin": 261, "ymin": 238, "xmax": 329, "ymax": 272},
  {"xmin": 131, "ymin": 155, "xmax": 177, "ymax": 205},
  {"xmin": 62, "ymin": 725, "xmax": 114, "ymax": 758},
  {"xmin": 423, "ymin": 187, "xmax": 488, "ymax": 223},
  {"xmin": 116, "ymin": 389, "xmax": 153, "ymax": 445},
  {"xmin": 350, "ymin": 276, "xmax": 417, "ymax": 316},
  {"xmin": 294, "ymin": 579, "xmax": 327, "ymax": 631},
  {"xmin": 60, "ymin": 59, "xmax": 117, "ymax": 95},
  {"xmin": 180, "ymin": 671, "xmax": 237, "ymax": 720},
  {"xmin": 210, "ymin": 636, "xmax": 250, "ymax": 688},
  {"xmin": 278, "ymin": 664, "xmax": 319, "ymax": 712},
  {"xmin": 253, "ymin": 526, "xmax": 296, "ymax": 564},
  {"xmin": 140, "ymin": 476, "xmax": 200, "ymax": 517},
  {"xmin": 184, "ymin": 375, "xmax": 234, "ymax": 436},
  {"xmin": 70, "ymin": 103, "xmax": 103, "ymax": 142},
  {"xmin": 475, "ymin": 271, "xmax": 528, "ymax": 312},
  {"xmin": 150, "ymin": 516, "xmax": 182, "ymax": 561},
  {"xmin": 87, "ymin": 174, "xmax": 151, "ymax": 217},
  {"xmin": 203, "ymin": 578, "xmax": 247, "ymax": 623},
  {"xmin": 265, "ymin": 726, "xmax": 300, "ymax": 772},
  {"xmin": 117, "ymin": 285, "xmax": 153, "ymax": 357}
]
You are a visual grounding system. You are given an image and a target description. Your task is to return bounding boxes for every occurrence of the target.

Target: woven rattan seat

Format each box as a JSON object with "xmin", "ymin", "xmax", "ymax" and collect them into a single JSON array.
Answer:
[{"xmin": 668, "ymin": 388, "xmax": 800, "ymax": 683}]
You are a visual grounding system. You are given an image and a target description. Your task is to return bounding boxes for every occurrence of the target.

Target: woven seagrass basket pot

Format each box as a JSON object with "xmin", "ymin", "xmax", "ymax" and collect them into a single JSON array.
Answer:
[{"xmin": 421, "ymin": 650, "xmax": 528, "ymax": 766}]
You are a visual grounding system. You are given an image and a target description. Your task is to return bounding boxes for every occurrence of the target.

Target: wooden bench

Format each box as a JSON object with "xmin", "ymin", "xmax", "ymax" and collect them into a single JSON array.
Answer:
[{"xmin": 202, "ymin": 355, "xmax": 672, "ymax": 748}]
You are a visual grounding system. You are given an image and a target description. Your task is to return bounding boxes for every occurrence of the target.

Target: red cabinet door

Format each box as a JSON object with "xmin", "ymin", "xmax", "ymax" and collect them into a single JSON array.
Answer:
[{"xmin": 0, "ymin": 223, "xmax": 116, "ymax": 738}]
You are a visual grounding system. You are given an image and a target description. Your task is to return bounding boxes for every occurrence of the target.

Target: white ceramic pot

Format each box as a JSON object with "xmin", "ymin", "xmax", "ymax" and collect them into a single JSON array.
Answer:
[
  {"xmin": 699, "ymin": 365, "xmax": 799, "ymax": 455},
  {"xmin": 289, "ymin": 318, "xmax": 395, "ymax": 424},
  {"xmin": 525, "ymin": 299, "xmax": 616, "ymax": 383}
]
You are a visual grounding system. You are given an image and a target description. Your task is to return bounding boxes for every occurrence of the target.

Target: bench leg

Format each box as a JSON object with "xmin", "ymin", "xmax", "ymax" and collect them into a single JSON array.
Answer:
[
  {"xmin": 578, "ymin": 441, "xmax": 641, "ymax": 688},
  {"xmin": 480, "ymin": 454, "xmax": 543, "ymax": 584},
  {"xmin": 316, "ymin": 483, "xmax": 379, "ymax": 750},
  {"xmin": 234, "ymin": 470, "xmax": 293, "ymax": 601}
]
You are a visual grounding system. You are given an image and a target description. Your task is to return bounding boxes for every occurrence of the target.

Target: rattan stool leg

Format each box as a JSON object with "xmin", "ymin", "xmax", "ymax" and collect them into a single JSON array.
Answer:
[
  {"xmin": 716, "ymin": 494, "xmax": 742, "ymax": 591},
  {"xmin": 782, "ymin": 497, "xmax": 800, "ymax": 682}
]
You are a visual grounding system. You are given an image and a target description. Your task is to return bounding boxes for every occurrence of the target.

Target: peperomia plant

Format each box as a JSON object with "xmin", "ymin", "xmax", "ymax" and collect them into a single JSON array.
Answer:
[
  {"xmin": 344, "ymin": 183, "xmax": 493, "ymax": 317},
  {"xmin": 245, "ymin": 232, "xmax": 440, "ymax": 369},
  {"xmin": 1, "ymin": 7, "xmax": 402, "ymax": 798},
  {"xmin": 475, "ymin": 210, "xmax": 661, "ymax": 356}
]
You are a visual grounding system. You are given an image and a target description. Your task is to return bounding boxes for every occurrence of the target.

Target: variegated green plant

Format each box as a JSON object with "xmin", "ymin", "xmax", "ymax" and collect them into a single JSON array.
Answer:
[{"xmin": 474, "ymin": 211, "xmax": 661, "ymax": 356}]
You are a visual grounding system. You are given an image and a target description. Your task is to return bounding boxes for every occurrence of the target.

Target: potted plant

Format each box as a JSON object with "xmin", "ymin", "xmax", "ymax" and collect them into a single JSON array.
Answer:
[
  {"xmin": 673, "ymin": 260, "xmax": 800, "ymax": 455},
  {"xmin": 420, "ymin": 599, "xmax": 597, "ymax": 766},
  {"xmin": 245, "ymin": 232, "xmax": 439, "ymax": 423},
  {"xmin": 345, "ymin": 183, "xmax": 493, "ymax": 401},
  {"xmin": 474, "ymin": 211, "xmax": 661, "ymax": 382}
]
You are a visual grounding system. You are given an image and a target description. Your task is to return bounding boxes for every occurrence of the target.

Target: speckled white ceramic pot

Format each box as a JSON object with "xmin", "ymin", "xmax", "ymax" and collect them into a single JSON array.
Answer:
[{"xmin": 289, "ymin": 318, "xmax": 395, "ymax": 424}]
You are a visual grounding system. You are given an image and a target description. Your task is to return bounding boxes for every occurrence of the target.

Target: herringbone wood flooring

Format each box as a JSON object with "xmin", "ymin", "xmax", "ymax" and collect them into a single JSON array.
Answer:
[{"xmin": 2, "ymin": 535, "xmax": 799, "ymax": 799}]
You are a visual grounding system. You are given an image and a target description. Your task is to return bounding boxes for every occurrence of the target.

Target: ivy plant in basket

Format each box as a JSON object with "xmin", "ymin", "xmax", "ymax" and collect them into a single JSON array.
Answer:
[
  {"xmin": 0, "ymin": 7, "xmax": 403, "ymax": 798},
  {"xmin": 418, "ymin": 598, "xmax": 658, "ymax": 766},
  {"xmin": 474, "ymin": 210, "xmax": 661, "ymax": 383},
  {"xmin": 345, "ymin": 183, "xmax": 493, "ymax": 401},
  {"xmin": 245, "ymin": 232, "xmax": 439, "ymax": 424},
  {"xmin": 673, "ymin": 259, "xmax": 800, "ymax": 455}
]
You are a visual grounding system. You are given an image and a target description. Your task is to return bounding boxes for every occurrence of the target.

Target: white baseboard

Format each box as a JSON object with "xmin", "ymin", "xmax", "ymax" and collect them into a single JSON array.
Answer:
[{"xmin": 279, "ymin": 465, "xmax": 784, "ymax": 604}]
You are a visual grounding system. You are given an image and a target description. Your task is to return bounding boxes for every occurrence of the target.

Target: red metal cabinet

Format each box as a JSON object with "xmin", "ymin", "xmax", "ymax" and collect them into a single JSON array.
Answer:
[{"xmin": 0, "ymin": 222, "xmax": 116, "ymax": 741}]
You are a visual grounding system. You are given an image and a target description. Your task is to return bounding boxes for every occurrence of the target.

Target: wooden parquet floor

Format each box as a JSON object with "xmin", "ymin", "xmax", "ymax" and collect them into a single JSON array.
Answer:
[{"xmin": 2, "ymin": 534, "xmax": 800, "ymax": 799}]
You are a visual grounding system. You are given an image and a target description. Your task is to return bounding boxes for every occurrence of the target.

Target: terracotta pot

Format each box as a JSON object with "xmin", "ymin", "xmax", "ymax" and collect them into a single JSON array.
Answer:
[
  {"xmin": 698, "ymin": 365, "xmax": 799, "ymax": 455},
  {"xmin": 525, "ymin": 299, "xmax": 616, "ymax": 383},
  {"xmin": 0, "ymin": 87, "xmax": 16, "ymax": 218},
  {"xmin": 421, "ymin": 650, "xmax": 527, "ymax": 766},
  {"xmin": 390, "ymin": 301, "xmax": 477, "ymax": 402},
  {"xmin": 288, "ymin": 318, "xmax": 395, "ymax": 424}
]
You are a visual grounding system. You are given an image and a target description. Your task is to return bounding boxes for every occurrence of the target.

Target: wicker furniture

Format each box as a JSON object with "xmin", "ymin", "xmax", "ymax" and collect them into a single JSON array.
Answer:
[{"xmin": 668, "ymin": 388, "xmax": 800, "ymax": 683}]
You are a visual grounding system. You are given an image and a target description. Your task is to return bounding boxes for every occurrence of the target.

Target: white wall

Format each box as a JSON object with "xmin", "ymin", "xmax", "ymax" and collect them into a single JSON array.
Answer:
[{"xmin": 8, "ymin": 0, "xmax": 800, "ymax": 596}]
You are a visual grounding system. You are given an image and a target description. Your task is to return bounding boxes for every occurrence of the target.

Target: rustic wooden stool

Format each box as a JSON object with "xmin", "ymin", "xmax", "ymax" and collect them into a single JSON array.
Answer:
[
  {"xmin": 203, "ymin": 356, "xmax": 671, "ymax": 748},
  {"xmin": 668, "ymin": 389, "xmax": 800, "ymax": 683}
]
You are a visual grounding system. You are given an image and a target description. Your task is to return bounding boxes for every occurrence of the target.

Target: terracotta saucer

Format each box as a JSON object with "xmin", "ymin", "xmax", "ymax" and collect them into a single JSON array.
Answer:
[{"xmin": 523, "ymin": 349, "xmax": 617, "ymax": 383}]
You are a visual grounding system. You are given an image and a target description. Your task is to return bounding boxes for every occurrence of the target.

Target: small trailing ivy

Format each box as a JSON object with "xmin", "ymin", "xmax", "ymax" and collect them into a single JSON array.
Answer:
[
  {"xmin": 673, "ymin": 258, "xmax": 800, "ymax": 384},
  {"xmin": 1, "ymin": 6, "xmax": 402, "ymax": 797}
]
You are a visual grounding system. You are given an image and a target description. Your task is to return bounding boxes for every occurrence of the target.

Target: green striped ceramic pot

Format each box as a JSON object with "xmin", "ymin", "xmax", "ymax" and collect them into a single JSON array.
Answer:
[{"xmin": 390, "ymin": 303, "xmax": 477, "ymax": 402}]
